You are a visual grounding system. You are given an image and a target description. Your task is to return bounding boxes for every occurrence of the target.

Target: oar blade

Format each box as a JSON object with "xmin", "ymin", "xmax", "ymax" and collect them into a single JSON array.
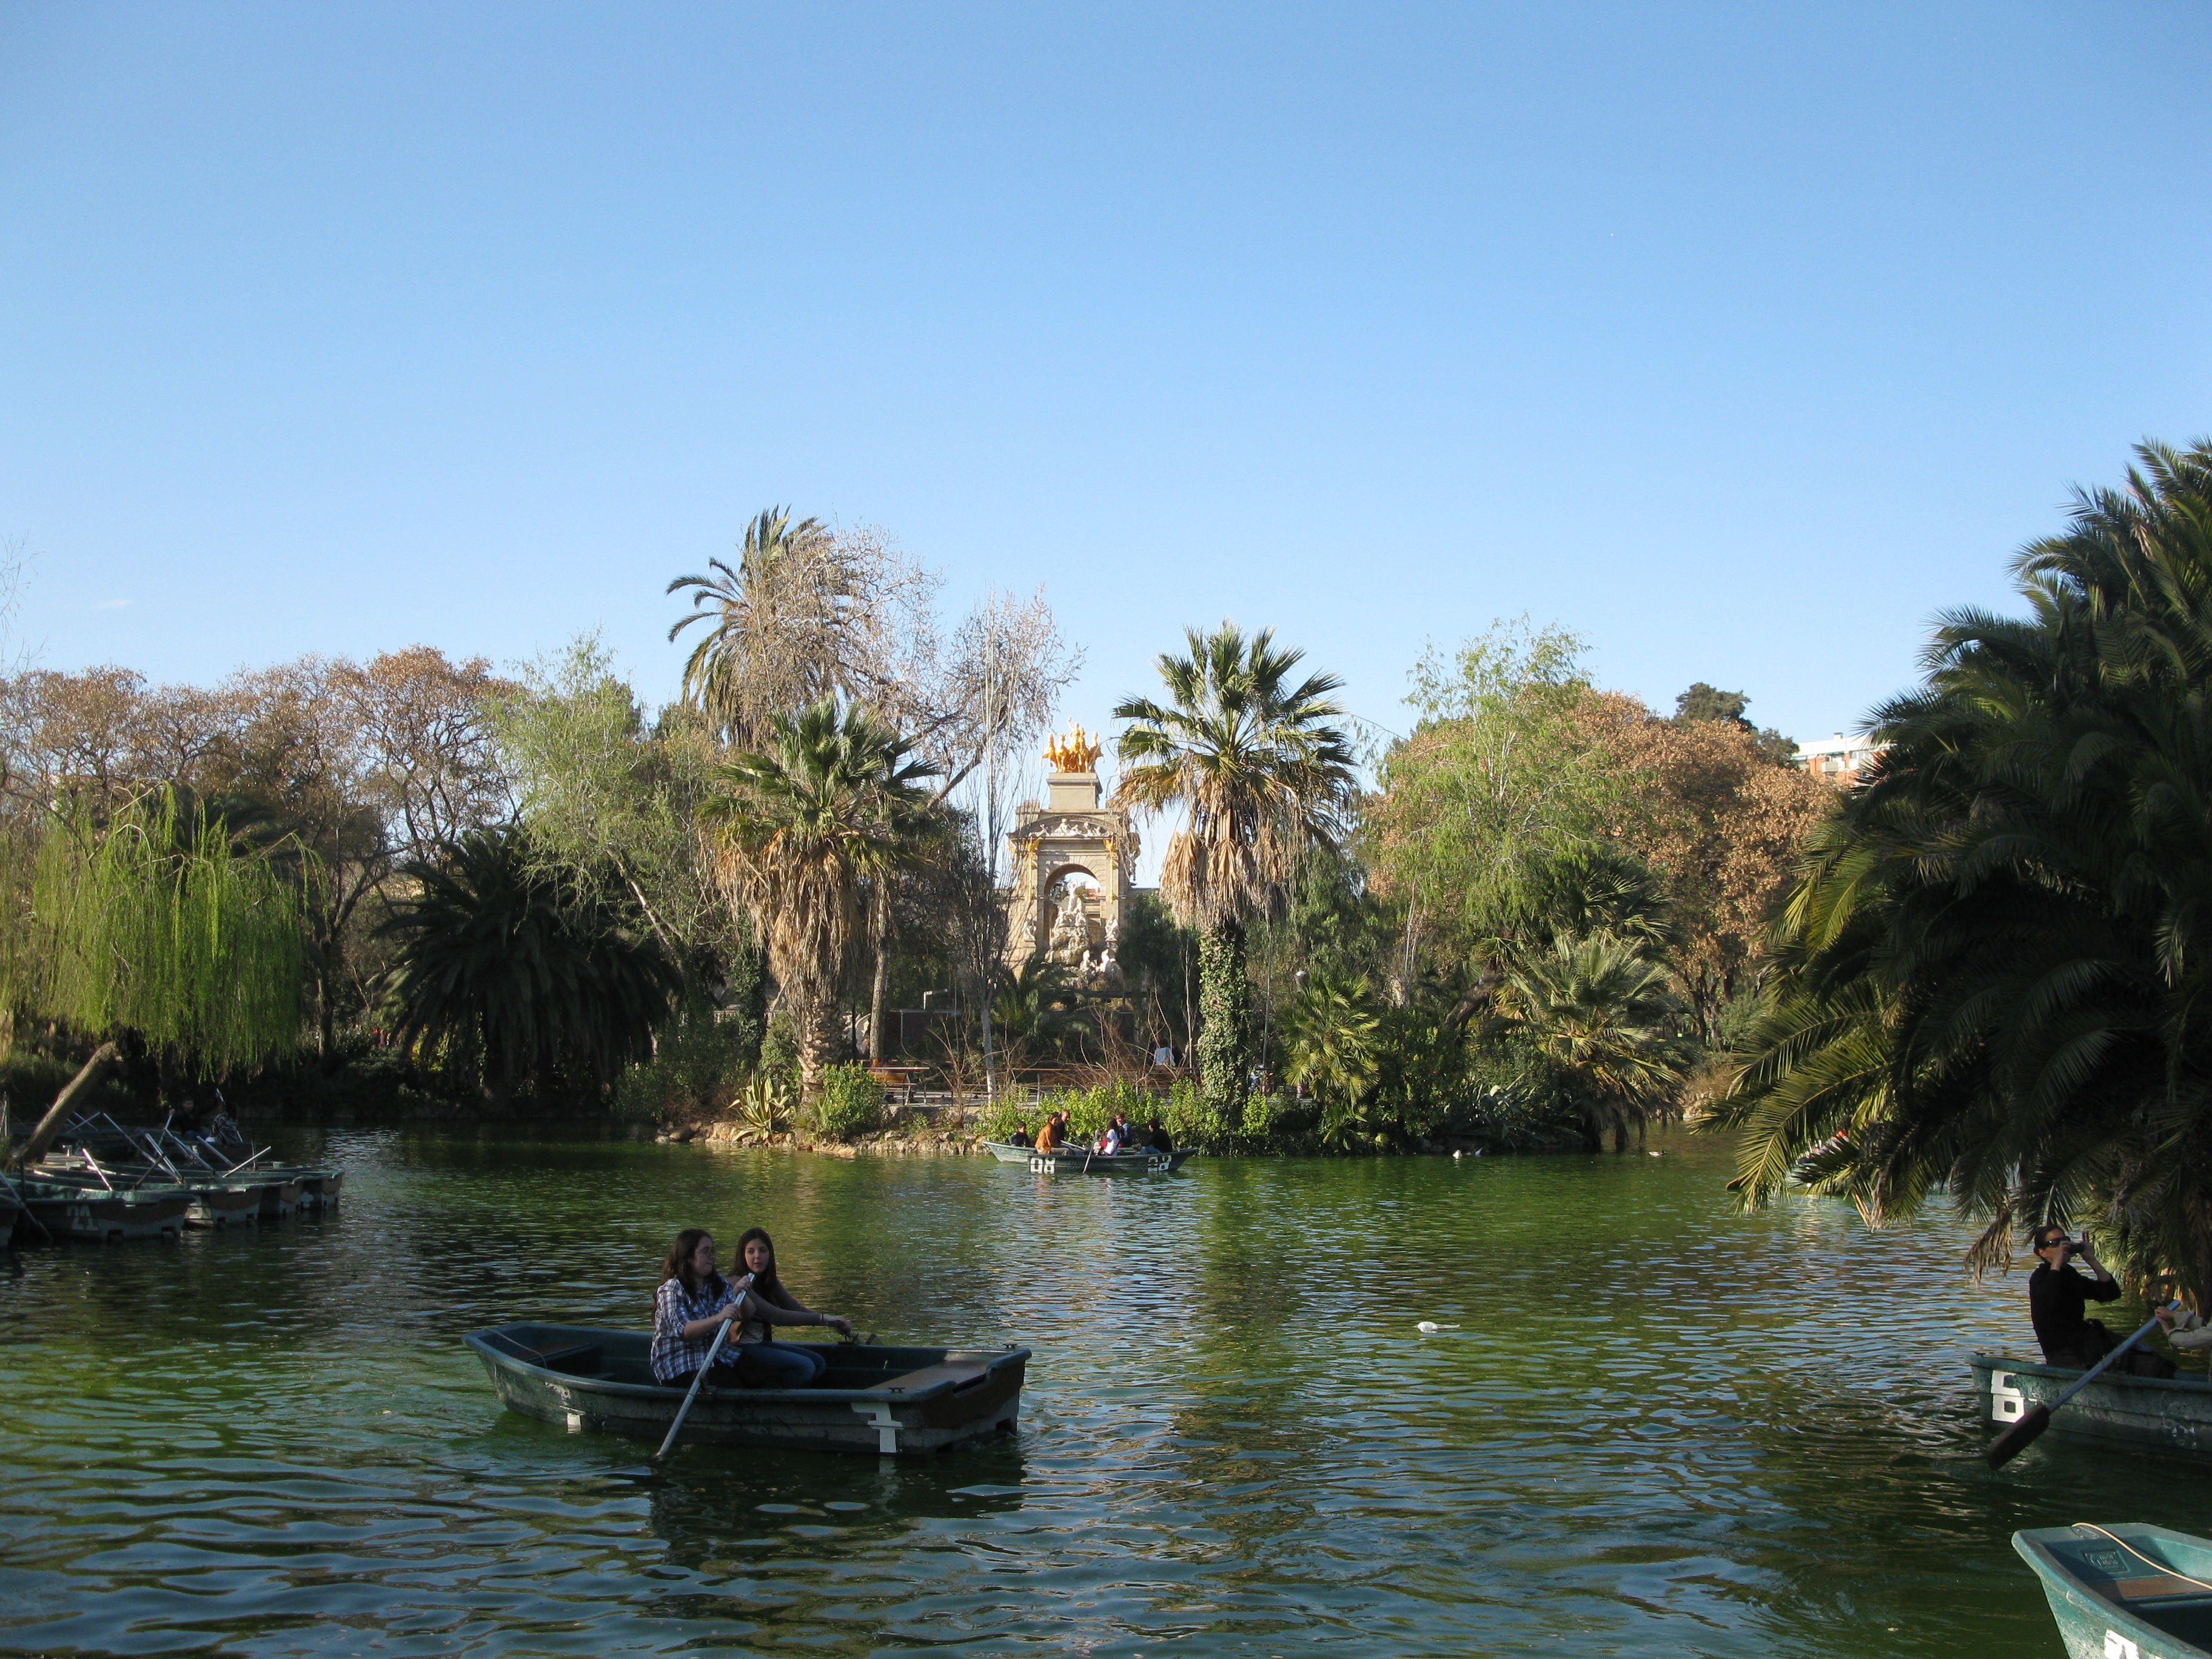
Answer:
[{"xmin": 1986, "ymin": 1403, "xmax": 2051, "ymax": 1469}]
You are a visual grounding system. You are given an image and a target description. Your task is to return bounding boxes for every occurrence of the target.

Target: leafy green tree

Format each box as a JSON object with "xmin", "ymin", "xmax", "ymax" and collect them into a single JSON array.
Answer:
[
  {"xmin": 700, "ymin": 697, "xmax": 941, "ymax": 1096},
  {"xmin": 1673, "ymin": 681, "xmax": 1797, "ymax": 766},
  {"xmin": 378, "ymin": 826, "xmax": 679, "ymax": 1108},
  {"xmin": 25, "ymin": 790, "xmax": 307, "ymax": 1081},
  {"xmin": 1366, "ymin": 622, "xmax": 1638, "ymax": 999},
  {"xmin": 666, "ymin": 507, "xmax": 842, "ymax": 743},
  {"xmin": 1717, "ymin": 440, "xmax": 2212, "ymax": 1295},
  {"xmin": 1282, "ymin": 974, "xmax": 1383, "ymax": 1107},
  {"xmin": 1113, "ymin": 625, "xmax": 1358, "ymax": 1122}
]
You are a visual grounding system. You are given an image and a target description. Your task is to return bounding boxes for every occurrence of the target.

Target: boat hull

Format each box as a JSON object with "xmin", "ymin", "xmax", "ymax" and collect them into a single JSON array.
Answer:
[
  {"xmin": 466, "ymin": 1323, "xmax": 1027, "ymax": 1456},
  {"xmin": 982, "ymin": 1141, "xmax": 1193, "ymax": 1175},
  {"xmin": 0, "ymin": 1195, "xmax": 17, "ymax": 1247},
  {"xmin": 21, "ymin": 1185, "xmax": 190, "ymax": 1242},
  {"xmin": 1974, "ymin": 1354, "xmax": 2212, "ymax": 1460},
  {"xmin": 187, "ymin": 1184, "xmax": 264, "ymax": 1228},
  {"xmin": 2015, "ymin": 1523, "xmax": 2212, "ymax": 1659}
]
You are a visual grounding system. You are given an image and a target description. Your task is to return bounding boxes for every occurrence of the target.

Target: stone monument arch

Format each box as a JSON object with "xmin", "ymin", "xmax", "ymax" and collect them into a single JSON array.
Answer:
[{"xmin": 1004, "ymin": 722, "xmax": 1138, "ymax": 979}]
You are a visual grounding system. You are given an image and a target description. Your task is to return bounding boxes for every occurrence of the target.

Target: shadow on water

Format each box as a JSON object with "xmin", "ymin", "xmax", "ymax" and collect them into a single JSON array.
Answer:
[{"xmin": 4, "ymin": 1125, "xmax": 2207, "ymax": 1657}]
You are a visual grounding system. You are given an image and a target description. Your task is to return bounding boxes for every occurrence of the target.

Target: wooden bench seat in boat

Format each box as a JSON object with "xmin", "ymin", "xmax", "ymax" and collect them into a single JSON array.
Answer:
[{"xmin": 876, "ymin": 1361, "xmax": 990, "ymax": 1395}]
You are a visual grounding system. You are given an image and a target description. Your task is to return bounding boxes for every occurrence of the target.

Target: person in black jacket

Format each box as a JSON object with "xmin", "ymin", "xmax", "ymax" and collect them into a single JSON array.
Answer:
[{"xmin": 2028, "ymin": 1224, "xmax": 2125, "ymax": 1369}]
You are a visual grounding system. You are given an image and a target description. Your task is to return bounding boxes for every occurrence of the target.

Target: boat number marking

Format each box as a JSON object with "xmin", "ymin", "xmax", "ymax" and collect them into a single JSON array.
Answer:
[
  {"xmin": 1147, "ymin": 1158, "xmax": 1168, "ymax": 1172},
  {"xmin": 1029, "ymin": 1158, "xmax": 1056, "ymax": 1174},
  {"xmin": 2105, "ymin": 1632, "xmax": 2140, "ymax": 1659},
  {"xmin": 565, "ymin": 1412, "xmax": 583, "ymax": 1433},
  {"xmin": 1989, "ymin": 1370, "xmax": 2026, "ymax": 1423},
  {"xmin": 851, "ymin": 1402, "xmax": 900, "ymax": 1455}
]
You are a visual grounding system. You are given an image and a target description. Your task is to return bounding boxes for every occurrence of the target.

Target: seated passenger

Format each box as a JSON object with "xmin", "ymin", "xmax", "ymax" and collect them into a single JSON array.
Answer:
[
  {"xmin": 1099, "ymin": 1112, "xmax": 1130, "ymax": 1155},
  {"xmin": 1034, "ymin": 1111, "xmax": 1067, "ymax": 1155},
  {"xmin": 1144, "ymin": 1118, "xmax": 1173, "ymax": 1153},
  {"xmin": 2026, "ymin": 1225, "xmax": 2171, "ymax": 1374},
  {"xmin": 650, "ymin": 1227, "xmax": 749, "ymax": 1390},
  {"xmin": 731, "ymin": 1226, "xmax": 854, "ymax": 1389}
]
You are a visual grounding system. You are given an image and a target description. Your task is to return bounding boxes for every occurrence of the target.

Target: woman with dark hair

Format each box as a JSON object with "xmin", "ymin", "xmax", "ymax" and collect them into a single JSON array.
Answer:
[
  {"xmin": 649, "ymin": 1227, "xmax": 751, "ymax": 1389},
  {"xmin": 731, "ymin": 1226, "xmax": 853, "ymax": 1388}
]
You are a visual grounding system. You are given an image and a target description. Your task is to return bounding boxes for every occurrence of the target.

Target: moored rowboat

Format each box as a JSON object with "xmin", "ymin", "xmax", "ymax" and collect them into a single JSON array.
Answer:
[
  {"xmin": 466, "ymin": 1322, "xmax": 1027, "ymax": 1456},
  {"xmin": 2015, "ymin": 1523, "xmax": 2212, "ymax": 1658},
  {"xmin": 982, "ymin": 1141, "xmax": 1193, "ymax": 1175},
  {"xmin": 1974, "ymin": 1354, "xmax": 2212, "ymax": 1460},
  {"xmin": 19, "ymin": 1177, "xmax": 190, "ymax": 1242}
]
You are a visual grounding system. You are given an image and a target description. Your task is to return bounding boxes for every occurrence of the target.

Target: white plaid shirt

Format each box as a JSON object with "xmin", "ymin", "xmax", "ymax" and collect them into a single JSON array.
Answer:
[{"xmin": 649, "ymin": 1275, "xmax": 747, "ymax": 1382}]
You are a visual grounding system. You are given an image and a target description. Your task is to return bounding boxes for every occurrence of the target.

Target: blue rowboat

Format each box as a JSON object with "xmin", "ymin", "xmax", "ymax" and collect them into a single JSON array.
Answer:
[
  {"xmin": 982, "ymin": 1140, "xmax": 1193, "ymax": 1175},
  {"xmin": 465, "ymin": 1322, "xmax": 1027, "ymax": 1456},
  {"xmin": 2015, "ymin": 1523, "xmax": 2212, "ymax": 1658},
  {"xmin": 1974, "ymin": 1354, "xmax": 2212, "ymax": 1460}
]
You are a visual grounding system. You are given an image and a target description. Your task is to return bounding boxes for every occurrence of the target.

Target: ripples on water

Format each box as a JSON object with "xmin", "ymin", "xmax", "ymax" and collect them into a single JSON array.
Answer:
[{"xmin": 1, "ymin": 1128, "xmax": 2199, "ymax": 1657}]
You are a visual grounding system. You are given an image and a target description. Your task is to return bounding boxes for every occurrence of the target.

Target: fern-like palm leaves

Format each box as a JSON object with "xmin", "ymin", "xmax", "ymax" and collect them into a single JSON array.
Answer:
[{"xmin": 1718, "ymin": 440, "xmax": 2212, "ymax": 1293}]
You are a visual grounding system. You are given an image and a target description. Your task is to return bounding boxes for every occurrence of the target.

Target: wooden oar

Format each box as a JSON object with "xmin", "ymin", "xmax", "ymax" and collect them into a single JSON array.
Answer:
[
  {"xmin": 1987, "ymin": 1303, "xmax": 2179, "ymax": 1469},
  {"xmin": 654, "ymin": 1316, "xmax": 735, "ymax": 1463}
]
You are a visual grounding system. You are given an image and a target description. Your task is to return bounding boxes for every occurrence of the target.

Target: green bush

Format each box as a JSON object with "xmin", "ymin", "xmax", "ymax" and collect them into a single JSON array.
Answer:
[
  {"xmin": 810, "ymin": 1063, "xmax": 883, "ymax": 1140},
  {"xmin": 613, "ymin": 1000, "xmax": 752, "ymax": 1121}
]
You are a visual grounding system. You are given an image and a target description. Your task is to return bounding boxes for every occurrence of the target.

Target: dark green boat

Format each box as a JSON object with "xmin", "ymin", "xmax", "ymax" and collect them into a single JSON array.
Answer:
[
  {"xmin": 2015, "ymin": 1523, "xmax": 2212, "ymax": 1658},
  {"xmin": 466, "ymin": 1322, "xmax": 1027, "ymax": 1456}
]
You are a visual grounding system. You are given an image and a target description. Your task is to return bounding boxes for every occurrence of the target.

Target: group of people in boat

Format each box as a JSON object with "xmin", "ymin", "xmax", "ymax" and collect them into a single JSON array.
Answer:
[
  {"xmin": 651, "ymin": 1226, "xmax": 855, "ymax": 1390},
  {"xmin": 2026, "ymin": 1223, "xmax": 2212, "ymax": 1376},
  {"xmin": 1007, "ymin": 1109, "xmax": 1173, "ymax": 1156}
]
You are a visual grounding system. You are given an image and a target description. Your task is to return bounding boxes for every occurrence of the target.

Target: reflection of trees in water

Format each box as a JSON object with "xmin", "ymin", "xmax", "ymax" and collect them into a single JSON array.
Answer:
[{"xmin": 644, "ymin": 1442, "xmax": 1028, "ymax": 1567}]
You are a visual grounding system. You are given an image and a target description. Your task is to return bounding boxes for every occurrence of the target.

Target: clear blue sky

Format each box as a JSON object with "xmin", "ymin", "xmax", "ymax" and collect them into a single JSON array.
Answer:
[{"xmin": 2, "ymin": 2, "xmax": 2206, "ymax": 750}]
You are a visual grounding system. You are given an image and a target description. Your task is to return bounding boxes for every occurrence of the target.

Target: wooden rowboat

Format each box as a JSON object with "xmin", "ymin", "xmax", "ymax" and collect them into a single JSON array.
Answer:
[
  {"xmin": 186, "ymin": 1182, "xmax": 266, "ymax": 1228},
  {"xmin": 1974, "ymin": 1354, "xmax": 2212, "ymax": 1460},
  {"xmin": 465, "ymin": 1322, "xmax": 1028, "ymax": 1456},
  {"xmin": 2015, "ymin": 1523, "xmax": 2212, "ymax": 1658},
  {"xmin": 982, "ymin": 1140, "xmax": 1193, "ymax": 1175}
]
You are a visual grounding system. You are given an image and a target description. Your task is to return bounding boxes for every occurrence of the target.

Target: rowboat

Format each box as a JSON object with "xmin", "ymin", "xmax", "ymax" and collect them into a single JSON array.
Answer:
[
  {"xmin": 466, "ymin": 1322, "xmax": 1027, "ymax": 1456},
  {"xmin": 1974, "ymin": 1354, "xmax": 2212, "ymax": 1460},
  {"xmin": 186, "ymin": 1181, "xmax": 266, "ymax": 1228},
  {"xmin": 2014, "ymin": 1523, "xmax": 2212, "ymax": 1658},
  {"xmin": 18, "ymin": 1176, "xmax": 190, "ymax": 1242},
  {"xmin": 982, "ymin": 1140, "xmax": 1194, "ymax": 1175}
]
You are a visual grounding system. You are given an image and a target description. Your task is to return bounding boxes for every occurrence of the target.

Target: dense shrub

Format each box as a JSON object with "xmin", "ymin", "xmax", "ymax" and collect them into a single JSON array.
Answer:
[
  {"xmin": 810, "ymin": 1062, "xmax": 883, "ymax": 1140},
  {"xmin": 613, "ymin": 1000, "xmax": 752, "ymax": 1121}
]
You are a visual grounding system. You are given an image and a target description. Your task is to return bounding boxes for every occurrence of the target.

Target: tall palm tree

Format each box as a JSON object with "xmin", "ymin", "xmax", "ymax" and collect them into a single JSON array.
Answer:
[
  {"xmin": 665, "ymin": 507, "xmax": 842, "ymax": 742},
  {"xmin": 700, "ymin": 697, "xmax": 941, "ymax": 1096},
  {"xmin": 378, "ymin": 826, "xmax": 679, "ymax": 1109},
  {"xmin": 1114, "ymin": 624, "xmax": 1357, "ymax": 1119},
  {"xmin": 1717, "ymin": 440, "xmax": 2212, "ymax": 1293}
]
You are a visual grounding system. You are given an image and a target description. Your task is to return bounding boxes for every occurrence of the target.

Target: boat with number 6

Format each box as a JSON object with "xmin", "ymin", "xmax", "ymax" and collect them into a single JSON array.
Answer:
[
  {"xmin": 465, "ymin": 1322, "xmax": 1028, "ymax": 1456},
  {"xmin": 1973, "ymin": 1354, "xmax": 2212, "ymax": 1461},
  {"xmin": 982, "ymin": 1141, "xmax": 1193, "ymax": 1175},
  {"xmin": 2014, "ymin": 1523, "xmax": 2212, "ymax": 1658}
]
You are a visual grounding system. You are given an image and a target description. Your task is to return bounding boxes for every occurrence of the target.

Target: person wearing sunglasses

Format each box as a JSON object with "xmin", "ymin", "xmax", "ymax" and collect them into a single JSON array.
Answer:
[{"xmin": 2028, "ymin": 1224, "xmax": 2173, "ymax": 1377}]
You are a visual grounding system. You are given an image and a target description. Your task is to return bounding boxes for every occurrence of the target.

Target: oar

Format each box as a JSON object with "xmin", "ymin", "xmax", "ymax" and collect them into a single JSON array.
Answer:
[
  {"xmin": 1987, "ymin": 1302, "xmax": 2179, "ymax": 1469},
  {"xmin": 653, "ymin": 1316, "xmax": 734, "ymax": 1463}
]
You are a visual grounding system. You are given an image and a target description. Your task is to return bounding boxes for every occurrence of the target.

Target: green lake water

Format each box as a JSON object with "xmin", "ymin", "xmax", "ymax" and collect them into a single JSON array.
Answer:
[{"xmin": 1, "ymin": 1128, "xmax": 2201, "ymax": 1657}]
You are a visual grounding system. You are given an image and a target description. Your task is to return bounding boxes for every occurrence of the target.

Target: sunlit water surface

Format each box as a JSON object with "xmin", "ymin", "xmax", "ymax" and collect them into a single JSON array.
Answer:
[{"xmin": 2, "ymin": 1128, "xmax": 2200, "ymax": 1657}]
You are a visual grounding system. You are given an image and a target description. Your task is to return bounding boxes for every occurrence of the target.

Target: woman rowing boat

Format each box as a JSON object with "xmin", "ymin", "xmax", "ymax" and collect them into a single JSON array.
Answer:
[{"xmin": 649, "ymin": 1228, "xmax": 853, "ymax": 1390}]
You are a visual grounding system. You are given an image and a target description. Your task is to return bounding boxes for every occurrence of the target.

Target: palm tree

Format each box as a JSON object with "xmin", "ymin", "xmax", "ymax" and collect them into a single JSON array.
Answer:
[
  {"xmin": 1496, "ymin": 931, "xmax": 1687, "ymax": 1151},
  {"xmin": 1283, "ymin": 974, "xmax": 1383, "ymax": 1105},
  {"xmin": 1114, "ymin": 624, "xmax": 1357, "ymax": 1120},
  {"xmin": 700, "ymin": 697, "xmax": 941, "ymax": 1096},
  {"xmin": 665, "ymin": 507, "xmax": 843, "ymax": 742},
  {"xmin": 378, "ymin": 826, "xmax": 679, "ymax": 1108},
  {"xmin": 1717, "ymin": 440, "xmax": 2212, "ymax": 1294}
]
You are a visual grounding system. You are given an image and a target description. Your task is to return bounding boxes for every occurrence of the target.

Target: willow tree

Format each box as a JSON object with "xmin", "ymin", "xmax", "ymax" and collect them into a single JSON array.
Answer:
[
  {"xmin": 1114, "ymin": 625, "xmax": 1356, "ymax": 1121},
  {"xmin": 27, "ymin": 793, "xmax": 307, "ymax": 1078},
  {"xmin": 700, "ymin": 698, "xmax": 941, "ymax": 1096}
]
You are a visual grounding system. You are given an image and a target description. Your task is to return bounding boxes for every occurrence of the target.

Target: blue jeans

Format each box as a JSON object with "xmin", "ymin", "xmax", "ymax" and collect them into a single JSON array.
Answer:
[{"xmin": 726, "ymin": 1340, "xmax": 828, "ymax": 1389}]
